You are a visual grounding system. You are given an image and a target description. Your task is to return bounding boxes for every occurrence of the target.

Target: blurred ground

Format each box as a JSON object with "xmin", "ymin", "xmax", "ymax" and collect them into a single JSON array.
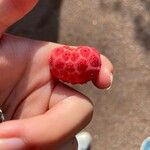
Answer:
[{"xmin": 8, "ymin": 0, "xmax": 150, "ymax": 149}]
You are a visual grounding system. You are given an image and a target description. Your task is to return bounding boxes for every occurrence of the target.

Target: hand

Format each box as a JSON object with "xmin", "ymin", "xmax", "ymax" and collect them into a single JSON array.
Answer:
[{"xmin": 0, "ymin": 0, "xmax": 113, "ymax": 149}]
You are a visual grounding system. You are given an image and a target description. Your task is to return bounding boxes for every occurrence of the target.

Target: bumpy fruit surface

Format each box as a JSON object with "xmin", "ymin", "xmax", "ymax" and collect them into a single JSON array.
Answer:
[{"xmin": 49, "ymin": 46, "xmax": 101, "ymax": 84}]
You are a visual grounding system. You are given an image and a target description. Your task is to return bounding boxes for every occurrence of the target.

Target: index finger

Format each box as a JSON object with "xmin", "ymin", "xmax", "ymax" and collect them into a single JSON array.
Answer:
[{"xmin": 92, "ymin": 55, "xmax": 113, "ymax": 89}]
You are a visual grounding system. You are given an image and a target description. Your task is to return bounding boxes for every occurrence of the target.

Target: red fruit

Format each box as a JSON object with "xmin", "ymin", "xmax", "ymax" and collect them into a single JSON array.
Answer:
[{"xmin": 49, "ymin": 45, "xmax": 101, "ymax": 84}]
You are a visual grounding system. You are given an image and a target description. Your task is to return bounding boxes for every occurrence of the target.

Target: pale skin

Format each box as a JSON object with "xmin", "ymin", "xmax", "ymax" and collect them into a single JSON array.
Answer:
[{"xmin": 0, "ymin": 0, "xmax": 113, "ymax": 150}]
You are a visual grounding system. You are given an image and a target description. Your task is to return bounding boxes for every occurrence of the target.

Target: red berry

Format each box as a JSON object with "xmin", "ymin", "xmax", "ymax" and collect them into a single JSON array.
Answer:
[{"xmin": 49, "ymin": 45, "xmax": 101, "ymax": 84}]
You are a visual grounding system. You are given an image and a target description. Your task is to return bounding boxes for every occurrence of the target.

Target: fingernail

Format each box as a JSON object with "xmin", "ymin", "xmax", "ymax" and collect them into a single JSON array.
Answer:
[
  {"xmin": 0, "ymin": 138, "xmax": 25, "ymax": 150},
  {"xmin": 140, "ymin": 137, "xmax": 150, "ymax": 150},
  {"xmin": 106, "ymin": 74, "xmax": 113, "ymax": 90}
]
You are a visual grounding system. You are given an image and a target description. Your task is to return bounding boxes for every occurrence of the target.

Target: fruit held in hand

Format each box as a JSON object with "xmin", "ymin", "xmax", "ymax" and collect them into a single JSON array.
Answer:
[{"xmin": 49, "ymin": 46, "xmax": 101, "ymax": 84}]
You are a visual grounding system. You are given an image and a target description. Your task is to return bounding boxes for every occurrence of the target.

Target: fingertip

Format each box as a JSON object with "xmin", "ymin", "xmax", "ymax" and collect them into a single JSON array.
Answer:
[
  {"xmin": 101, "ymin": 55, "xmax": 113, "ymax": 73},
  {"xmin": 92, "ymin": 69, "xmax": 113, "ymax": 89},
  {"xmin": 92, "ymin": 55, "xmax": 113, "ymax": 89}
]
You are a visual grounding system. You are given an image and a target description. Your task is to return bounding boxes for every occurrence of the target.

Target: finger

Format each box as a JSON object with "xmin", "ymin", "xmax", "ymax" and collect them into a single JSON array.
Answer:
[
  {"xmin": 92, "ymin": 55, "xmax": 113, "ymax": 89},
  {"xmin": 0, "ymin": 84, "xmax": 93, "ymax": 149},
  {"xmin": 0, "ymin": 0, "xmax": 38, "ymax": 36}
]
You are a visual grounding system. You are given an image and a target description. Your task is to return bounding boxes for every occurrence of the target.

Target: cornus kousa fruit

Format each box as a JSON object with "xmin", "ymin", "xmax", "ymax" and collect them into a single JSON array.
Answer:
[{"xmin": 49, "ymin": 46, "xmax": 101, "ymax": 84}]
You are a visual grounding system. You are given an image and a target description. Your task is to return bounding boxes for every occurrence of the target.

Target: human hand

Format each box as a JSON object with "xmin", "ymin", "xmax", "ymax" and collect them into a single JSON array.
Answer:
[{"xmin": 0, "ymin": 0, "xmax": 113, "ymax": 149}]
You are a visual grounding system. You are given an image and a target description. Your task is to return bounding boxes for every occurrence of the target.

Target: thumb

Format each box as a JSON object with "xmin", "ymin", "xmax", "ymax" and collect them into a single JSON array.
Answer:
[{"xmin": 0, "ymin": 0, "xmax": 38, "ymax": 36}]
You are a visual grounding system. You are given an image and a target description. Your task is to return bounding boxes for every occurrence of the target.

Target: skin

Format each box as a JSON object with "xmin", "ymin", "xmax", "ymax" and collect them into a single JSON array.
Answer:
[{"xmin": 0, "ymin": 0, "xmax": 113, "ymax": 149}]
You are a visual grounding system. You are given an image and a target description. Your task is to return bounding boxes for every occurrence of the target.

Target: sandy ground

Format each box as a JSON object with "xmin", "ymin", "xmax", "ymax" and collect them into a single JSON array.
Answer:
[{"xmin": 8, "ymin": 0, "xmax": 150, "ymax": 149}]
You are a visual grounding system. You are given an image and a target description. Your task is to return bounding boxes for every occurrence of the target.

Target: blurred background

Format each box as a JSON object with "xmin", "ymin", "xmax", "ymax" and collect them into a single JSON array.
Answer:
[{"xmin": 8, "ymin": 0, "xmax": 150, "ymax": 149}]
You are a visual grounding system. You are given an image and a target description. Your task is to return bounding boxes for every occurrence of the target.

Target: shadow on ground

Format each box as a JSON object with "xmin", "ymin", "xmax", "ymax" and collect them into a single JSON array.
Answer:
[
  {"xmin": 134, "ymin": 15, "xmax": 150, "ymax": 52},
  {"xmin": 8, "ymin": 0, "xmax": 62, "ymax": 42},
  {"xmin": 133, "ymin": 0, "xmax": 150, "ymax": 52}
]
